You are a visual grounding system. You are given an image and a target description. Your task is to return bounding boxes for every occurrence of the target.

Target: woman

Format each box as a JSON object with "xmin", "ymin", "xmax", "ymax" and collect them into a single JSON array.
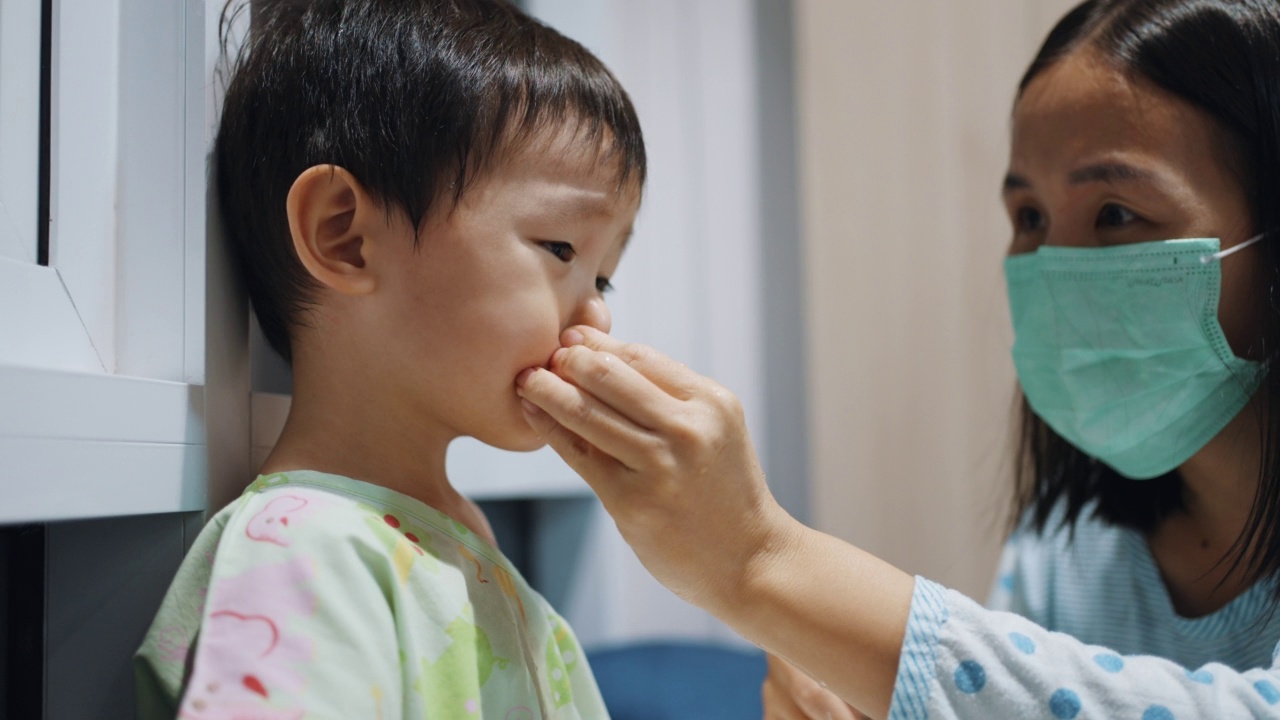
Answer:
[{"xmin": 516, "ymin": 0, "xmax": 1280, "ymax": 717}]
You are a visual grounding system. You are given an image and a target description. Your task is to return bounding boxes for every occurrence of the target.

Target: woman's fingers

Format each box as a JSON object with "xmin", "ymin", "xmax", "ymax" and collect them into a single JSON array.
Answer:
[
  {"xmin": 762, "ymin": 677, "xmax": 811, "ymax": 720},
  {"xmin": 516, "ymin": 367, "xmax": 657, "ymax": 471},
  {"xmin": 765, "ymin": 655, "xmax": 862, "ymax": 720},
  {"xmin": 519, "ymin": 398, "xmax": 622, "ymax": 481},
  {"xmin": 547, "ymin": 344, "xmax": 681, "ymax": 430},
  {"xmin": 796, "ymin": 688, "xmax": 861, "ymax": 720},
  {"xmin": 562, "ymin": 326, "xmax": 701, "ymax": 400}
]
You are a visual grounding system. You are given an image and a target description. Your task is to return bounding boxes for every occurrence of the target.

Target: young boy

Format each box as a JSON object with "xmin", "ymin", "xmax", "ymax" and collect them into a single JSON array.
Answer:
[{"xmin": 134, "ymin": 0, "xmax": 644, "ymax": 717}]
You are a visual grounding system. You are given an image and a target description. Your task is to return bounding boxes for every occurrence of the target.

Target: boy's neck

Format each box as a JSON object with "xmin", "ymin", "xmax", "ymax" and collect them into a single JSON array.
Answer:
[{"xmin": 258, "ymin": 358, "xmax": 474, "ymax": 531}]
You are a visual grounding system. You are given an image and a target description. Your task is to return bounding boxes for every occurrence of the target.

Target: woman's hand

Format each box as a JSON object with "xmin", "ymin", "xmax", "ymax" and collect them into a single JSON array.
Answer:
[
  {"xmin": 514, "ymin": 325, "xmax": 800, "ymax": 612},
  {"xmin": 516, "ymin": 326, "xmax": 915, "ymax": 719},
  {"xmin": 763, "ymin": 654, "xmax": 868, "ymax": 720}
]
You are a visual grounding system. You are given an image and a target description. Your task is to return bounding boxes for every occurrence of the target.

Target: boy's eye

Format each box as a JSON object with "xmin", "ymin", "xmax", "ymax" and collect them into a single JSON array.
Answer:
[
  {"xmin": 1015, "ymin": 206, "xmax": 1046, "ymax": 234},
  {"xmin": 1097, "ymin": 203, "xmax": 1139, "ymax": 229},
  {"xmin": 596, "ymin": 277, "xmax": 614, "ymax": 294},
  {"xmin": 541, "ymin": 241, "xmax": 576, "ymax": 263}
]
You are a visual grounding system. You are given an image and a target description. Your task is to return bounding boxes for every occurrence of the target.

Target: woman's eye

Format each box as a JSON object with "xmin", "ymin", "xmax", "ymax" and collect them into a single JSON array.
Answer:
[
  {"xmin": 541, "ymin": 241, "xmax": 576, "ymax": 262},
  {"xmin": 1096, "ymin": 203, "xmax": 1139, "ymax": 229},
  {"xmin": 1015, "ymin": 206, "xmax": 1046, "ymax": 233},
  {"xmin": 596, "ymin": 277, "xmax": 614, "ymax": 294}
]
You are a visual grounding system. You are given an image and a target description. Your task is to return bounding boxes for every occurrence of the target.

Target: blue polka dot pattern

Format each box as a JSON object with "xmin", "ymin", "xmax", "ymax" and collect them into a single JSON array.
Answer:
[
  {"xmin": 999, "ymin": 573, "xmax": 1015, "ymax": 591},
  {"xmin": 1009, "ymin": 632, "xmax": 1036, "ymax": 655},
  {"xmin": 1185, "ymin": 669, "xmax": 1213, "ymax": 685},
  {"xmin": 1142, "ymin": 705, "xmax": 1175, "ymax": 720},
  {"xmin": 1092, "ymin": 653, "xmax": 1124, "ymax": 673},
  {"xmin": 1256, "ymin": 680, "xmax": 1280, "ymax": 705},
  {"xmin": 954, "ymin": 660, "xmax": 986, "ymax": 694},
  {"xmin": 1049, "ymin": 688, "xmax": 1082, "ymax": 719}
]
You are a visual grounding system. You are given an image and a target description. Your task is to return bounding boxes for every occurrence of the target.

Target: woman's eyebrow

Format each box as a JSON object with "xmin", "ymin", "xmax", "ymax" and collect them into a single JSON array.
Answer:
[
  {"xmin": 1067, "ymin": 162, "xmax": 1155, "ymax": 185},
  {"xmin": 1002, "ymin": 163, "xmax": 1157, "ymax": 195}
]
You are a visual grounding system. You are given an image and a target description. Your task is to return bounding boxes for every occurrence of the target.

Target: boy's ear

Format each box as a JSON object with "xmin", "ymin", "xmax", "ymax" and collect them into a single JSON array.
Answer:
[{"xmin": 286, "ymin": 165, "xmax": 380, "ymax": 296}]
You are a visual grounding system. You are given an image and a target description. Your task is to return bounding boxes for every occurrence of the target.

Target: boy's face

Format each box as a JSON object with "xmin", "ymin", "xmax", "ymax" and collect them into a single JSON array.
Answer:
[{"xmin": 373, "ymin": 131, "xmax": 641, "ymax": 452}]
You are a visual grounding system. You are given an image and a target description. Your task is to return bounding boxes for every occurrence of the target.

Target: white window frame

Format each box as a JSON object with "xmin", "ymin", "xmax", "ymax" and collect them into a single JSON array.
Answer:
[
  {"xmin": 251, "ymin": 393, "xmax": 594, "ymax": 500},
  {"xmin": 0, "ymin": 0, "xmax": 42, "ymax": 265},
  {"xmin": 0, "ymin": 0, "xmax": 229, "ymax": 525}
]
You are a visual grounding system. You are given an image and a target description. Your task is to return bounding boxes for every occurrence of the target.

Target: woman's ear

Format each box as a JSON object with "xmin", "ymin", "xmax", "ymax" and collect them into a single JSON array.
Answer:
[{"xmin": 286, "ymin": 165, "xmax": 380, "ymax": 296}]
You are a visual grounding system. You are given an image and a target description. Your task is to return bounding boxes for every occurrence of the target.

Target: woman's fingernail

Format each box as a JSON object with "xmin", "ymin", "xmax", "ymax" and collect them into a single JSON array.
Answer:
[
  {"xmin": 562, "ymin": 328, "xmax": 585, "ymax": 347},
  {"xmin": 515, "ymin": 368, "xmax": 535, "ymax": 389},
  {"xmin": 521, "ymin": 399, "xmax": 542, "ymax": 416}
]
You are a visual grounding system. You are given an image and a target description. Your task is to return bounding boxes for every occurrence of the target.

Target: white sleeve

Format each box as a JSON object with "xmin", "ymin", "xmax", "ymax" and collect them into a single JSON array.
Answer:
[{"xmin": 889, "ymin": 577, "xmax": 1280, "ymax": 720}]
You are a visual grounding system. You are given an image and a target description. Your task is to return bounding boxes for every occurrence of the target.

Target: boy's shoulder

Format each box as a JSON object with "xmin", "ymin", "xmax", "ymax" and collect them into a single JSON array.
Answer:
[
  {"xmin": 138, "ymin": 471, "xmax": 610, "ymax": 719},
  {"xmin": 224, "ymin": 472, "xmax": 382, "ymax": 552},
  {"xmin": 228, "ymin": 470, "xmax": 502, "ymax": 566}
]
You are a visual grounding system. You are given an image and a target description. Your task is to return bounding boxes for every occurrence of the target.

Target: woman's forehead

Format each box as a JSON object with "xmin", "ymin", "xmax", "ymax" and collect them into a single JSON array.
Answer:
[{"xmin": 1010, "ymin": 50, "xmax": 1229, "ymax": 182}]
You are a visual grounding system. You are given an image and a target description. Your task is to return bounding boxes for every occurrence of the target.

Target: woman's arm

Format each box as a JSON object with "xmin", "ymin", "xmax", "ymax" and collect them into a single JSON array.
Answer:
[
  {"xmin": 895, "ymin": 578, "xmax": 1280, "ymax": 719},
  {"xmin": 516, "ymin": 326, "xmax": 914, "ymax": 717},
  {"xmin": 760, "ymin": 507, "xmax": 1039, "ymax": 718},
  {"xmin": 516, "ymin": 326, "xmax": 1280, "ymax": 720},
  {"xmin": 747, "ymin": 523, "xmax": 915, "ymax": 718}
]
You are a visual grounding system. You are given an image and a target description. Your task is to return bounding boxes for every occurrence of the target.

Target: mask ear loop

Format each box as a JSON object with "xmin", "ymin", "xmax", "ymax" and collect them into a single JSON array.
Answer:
[{"xmin": 1201, "ymin": 232, "xmax": 1267, "ymax": 264}]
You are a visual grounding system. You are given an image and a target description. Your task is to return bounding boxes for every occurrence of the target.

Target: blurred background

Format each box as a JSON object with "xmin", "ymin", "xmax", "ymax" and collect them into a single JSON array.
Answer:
[{"xmin": 0, "ymin": 0, "xmax": 1079, "ymax": 717}]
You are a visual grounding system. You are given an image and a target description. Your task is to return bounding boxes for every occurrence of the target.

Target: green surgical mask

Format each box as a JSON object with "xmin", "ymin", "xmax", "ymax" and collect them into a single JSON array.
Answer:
[{"xmin": 1004, "ymin": 235, "xmax": 1267, "ymax": 480}]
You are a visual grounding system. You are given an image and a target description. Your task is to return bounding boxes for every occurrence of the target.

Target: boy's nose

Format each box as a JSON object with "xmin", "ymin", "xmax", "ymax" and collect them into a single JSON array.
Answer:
[{"xmin": 572, "ymin": 296, "xmax": 612, "ymax": 335}]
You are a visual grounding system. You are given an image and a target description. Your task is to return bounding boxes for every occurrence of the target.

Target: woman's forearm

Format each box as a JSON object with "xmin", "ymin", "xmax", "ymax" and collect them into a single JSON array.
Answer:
[
  {"xmin": 725, "ymin": 519, "xmax": 916, "ymax": 719},
  {"xmin": 512, "ymin": 328, "xmax": 917, "ymax": 717}
]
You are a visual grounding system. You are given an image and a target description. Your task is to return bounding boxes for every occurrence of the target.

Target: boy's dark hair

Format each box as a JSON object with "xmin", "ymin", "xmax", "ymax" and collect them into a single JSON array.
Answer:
[
  {"xmin": 216, "ymin": 0, "xmax": 646, "ymax": 363},
  {"xmin": 1012, "ymin": 0, "xmax": 1280, "ymax": 597}
]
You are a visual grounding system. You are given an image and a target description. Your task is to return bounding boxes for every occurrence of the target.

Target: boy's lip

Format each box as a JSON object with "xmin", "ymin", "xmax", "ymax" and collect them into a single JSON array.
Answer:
[{"xmin": 514, "ymin": 342, "xmax": 566, "ymax": 391}]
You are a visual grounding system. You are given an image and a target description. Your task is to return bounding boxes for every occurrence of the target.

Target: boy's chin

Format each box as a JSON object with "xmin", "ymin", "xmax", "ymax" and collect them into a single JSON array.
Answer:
[
  {"xmin": 499, "ymin": 433, "xmax": 548, "ymax": 453},
  {"xmin": 477, "ymin": 419, "xmax": 549, "ymax": 453}
]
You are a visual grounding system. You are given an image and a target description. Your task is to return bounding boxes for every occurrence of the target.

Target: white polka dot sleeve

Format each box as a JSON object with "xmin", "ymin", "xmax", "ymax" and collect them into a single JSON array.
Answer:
[{"xmin": 887, "ymin": 578, "xmax": 1280, "ymax": 720}]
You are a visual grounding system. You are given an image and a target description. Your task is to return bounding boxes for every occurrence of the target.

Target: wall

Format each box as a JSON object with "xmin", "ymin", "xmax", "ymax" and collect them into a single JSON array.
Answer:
[
  {"xmin": 794, "ymin": 0, "xmax": 1080, "ymax": 599},
  {"xmin": 526, "ymin": 0, "xmax": 774, "ymax": 650}
]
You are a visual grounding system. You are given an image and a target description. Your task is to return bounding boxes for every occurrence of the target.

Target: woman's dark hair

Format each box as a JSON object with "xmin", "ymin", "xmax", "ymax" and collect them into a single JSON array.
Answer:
[
  {"xmin": 216, "ymin": 0, "xmax": 646, "ymax": 362},
  {"xmin": 1013, "ymin": 0, "xmax": 1280, "ymax": 592}
]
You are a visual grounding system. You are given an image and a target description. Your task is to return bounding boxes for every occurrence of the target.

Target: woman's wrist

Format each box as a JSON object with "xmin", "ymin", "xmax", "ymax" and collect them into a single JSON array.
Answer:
[
  {"xmin": 720, "ymin": 501, "xmax": 811, "ymax": 622},
  {"xmin": 727, "ymin": 516, "xmax": 916, "ymax": 718}
]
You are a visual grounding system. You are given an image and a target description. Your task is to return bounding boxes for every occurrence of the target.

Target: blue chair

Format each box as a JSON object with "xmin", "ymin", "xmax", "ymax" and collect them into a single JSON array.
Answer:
[{"xmin": 586, "ymin": 642, "xmax": 767, "ymax": 720}]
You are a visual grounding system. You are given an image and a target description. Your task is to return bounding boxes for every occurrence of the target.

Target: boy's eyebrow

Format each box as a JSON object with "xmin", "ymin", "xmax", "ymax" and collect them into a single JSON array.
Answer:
[
  {"xmin": 551, "ymin": 192, "xmax": 618, "ymax": 219},
  {"xmin": 1002, "ymin": 173, "xmax": 1031, "ymax": 194}
]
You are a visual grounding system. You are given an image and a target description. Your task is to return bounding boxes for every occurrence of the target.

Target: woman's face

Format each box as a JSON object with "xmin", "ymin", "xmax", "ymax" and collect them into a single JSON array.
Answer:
[{"xmin": 1005, "ymin": 48, "xmax": 1264, "ymax": 358}]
